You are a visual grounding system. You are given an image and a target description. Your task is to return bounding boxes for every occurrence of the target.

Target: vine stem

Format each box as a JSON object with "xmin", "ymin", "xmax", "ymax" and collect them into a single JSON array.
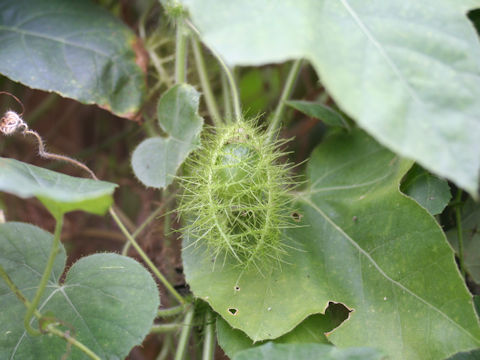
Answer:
[
  {"xmin": 266, "ymin": 59, "xmax": 303, "ymax": 143},
  {"xmin": 185, "ymin": 19, "xmax": 241, "ymax": 122},
  {"xmin": 221, "ymin": 71, "xmax": 233, "ymax": 120},
  {"xmin": 191, "ymin": 37, "xmax": 222, "ymax": 126},
  {"xmin": 455, "ymin": 189, "xmax": 466, "ymax": 278},
  {"xmin": 175, "ymin": 18, "xmax": 188, "ymax": 84},
  {"xmin": 0, "ymin": 264, "xmax": 31, "ymax": 310},
  {"xmin": 156, "ymin": 334, "xmax": 173, "ymax": 360},
  {"xmin": 109, "ymin": 208, "xmax": 185, "ymax": 305},
  {"xmin": 157, "ymin": 304, "xmax": 186, "ymax": 317},
  {"xmin": 202, "ymin": 309, "xmax": 215, "ymax": 360},
  {"xmin": 121, "ymin": 191, "xmax": 177, "ymax": 256},
  {"xmin": 46, "ymin": 326, "xmax": 101, "ymax": 360},
  {"xmin": 24, "ymin": 215, "xmax": 64, "ymax": 336},
  {"xmin": 0, "ymin": 265, "xmax": 100, "ymax": 360},
  {"xmin": 174, "ymin": 306, "xmax": 195, "ymax": 360},
  {"xmin": 150, "ymin": 323, "xmax": 183, "ymax": 333}
]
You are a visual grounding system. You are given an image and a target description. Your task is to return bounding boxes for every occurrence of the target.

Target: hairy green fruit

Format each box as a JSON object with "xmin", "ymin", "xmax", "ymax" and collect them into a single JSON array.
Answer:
[{"xmin": 178, "ymin": 120, "xmax": 295, "ymax": 269}]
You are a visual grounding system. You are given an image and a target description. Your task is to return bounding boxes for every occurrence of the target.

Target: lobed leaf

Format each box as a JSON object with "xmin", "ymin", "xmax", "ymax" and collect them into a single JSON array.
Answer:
[
  {"xmin": 180, "ymin": 0, "xmax": 480, "ymax": 197},
  {"xmin": 0, "ymin": 222, "xmax": 160, "ymax": 359},
  {"xmin": 0, "ymin": 0, "xmax": 146, "ymax": 118},
  {"xmin": 131, "ymin": 84, "xmax": 204, "ymax": 188},
  {"xmin": 0, "ymin": 157, "xmax": 117, "ymax": 217}
]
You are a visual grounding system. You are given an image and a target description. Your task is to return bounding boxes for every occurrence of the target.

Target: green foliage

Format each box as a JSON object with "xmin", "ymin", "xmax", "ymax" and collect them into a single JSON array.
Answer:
[
  {"xmin": 0, "ymin": 0, "xmax": 145, "ymax": 117},
  {"xmin": 0, "ymin": 0, "xmax": 479, "ymax": 358},
  {"xmin": 180, "ymin": 0, "xmax": 480, "ymax": 198},
  {"xmin": 401, "ymin": 164, "xmax": 451, "ymax": 216},
  {"xmin": 183, "ymin": 129, "xmax": 480, "ymax": 359},
  {"xmin": 217, "ymin": 305, "xmax": 350, "ymax": 358},
  {"xmin": 447, "ymin": 349, "xmax": 480, "ymax": 360},
  {"xmin": 232, "ymin": 342, "xmax": 385, "ymax": 360},
  {"xmin": 0, "ymin": 157, "xmax": 117, "ymax": 218},
  {"xmin": 447, "ymin": 199, "xmax": 480, "ymax": 283},
  {"xmin": 178, "ymin": 119, "xmax": 294, "ymax": 268},
  {"xmin": 286, "ymin": 100, "xmax": 349, "ymax": 129},
  {"xmin": 0, "ymin": 222, "xmax": 160, "ymax": 359},
  {"xmin": 131, "ymin": 84, "xmax": 204, "ymax": 188}
]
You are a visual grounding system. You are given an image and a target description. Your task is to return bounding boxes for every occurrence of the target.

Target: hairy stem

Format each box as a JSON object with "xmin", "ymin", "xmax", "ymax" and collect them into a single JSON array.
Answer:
[
  {"xmin": 0, "ymin": 266, "xmax": 100, "ymax": 359},
  {"xmin": 156, "ymin": 334, "xmax": 173, "ymax": 360},
  {"xmin": 174, "ymin": 307, "xmax": 195, "ymax": 360},
  {"xmin": 202, "ymin": 309, "xmax": 216, "ymax": 360},
  {"xmin": 185, "ymin": 19, "xmax": 241, "ymax": 122},
  {"xmin": 175, "ymin": 19, "xmax": 188, "ymax": 84},
  {"xmin": 0, "ymin": 264, "xmax": 32, "ymax": 309},
  {"xmin": 46, "ymin": 325, "xmax": 101, "ymax": 360},
  {"xmin": 455, "ymin": 190, "xmax": 466, "ymax": 278},
  {"xmin": 121, "ymin": 192, "xmax": 176, "ymax": 255},
  {"xmin": 267, "ymin": 59, "xmax": 303, "ymax": 142},
  {"xmin": 24, "ymin": 215, "xmax": 63, "ymax": 336},
  {"xmin": 109, "ymin": 208, "xmax": 185, "ymax": 305},
  {"xmin": 151, "ymin": 323, "xmax": 183, "ymax": 333},
  {"xmin": 24, "ymin": 129, "xmax": 97, "ymax": 180},
  {"xmin": 157, "ymin": 304, "xmax": 186, "ymax": 317},
  {"xmin": 221, "ymin": 71, "xmax": 233, "ymax": 120},
  {"xmin": 191, "ymin": 37, "xmax": 222, "ymax": 126},
  {"xmin": 149, "ymin": 46, "xmax": 174, "ymax": 88}
]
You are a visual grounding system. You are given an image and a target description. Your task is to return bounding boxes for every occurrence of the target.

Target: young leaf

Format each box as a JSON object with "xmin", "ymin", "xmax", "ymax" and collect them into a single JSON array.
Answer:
[
  {"xmin": 286, "ymin": 100, "xmax": 349, "ymax": 129},
  {"xmin": 0, "ymin": 157, "xmax": 117, "ymax": 217},
  {"xmin": 446, "ymin": 199, "xmax": 480, "ymax": 283},
  {"xmin": 0, "ymin": 0, "xmax": 145, "ymax": 118},
  {"xmin": 401, "ymin": 164, "xmax": 451, "ymax": 215},
  {"xmin": 0, "ymin": 222, "xmax": 160, "ymax": 359},
  {"xmin": 232, "ymin": 343, "xmax": 384, "ymax": 360},
  {"xmin": 182, "ymin": 129, "xmax": 480, "ymax": 359},
  {"xmin": 131, "ymin": 84, "xmax": 204, "ymax": 188},
  {"xmin": 180, "ymin": 0, "xmax": 480, "ymax": 198}
]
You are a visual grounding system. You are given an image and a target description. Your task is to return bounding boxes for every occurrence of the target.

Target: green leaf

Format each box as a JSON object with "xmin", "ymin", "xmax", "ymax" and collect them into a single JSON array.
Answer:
[
  {"xmin": 232, "ymin": 343, "xmax": 384, "ymax": 360},
  {"xmin": 286, "ymin": 100, "xmax": 349, "ymax": 129},
  {"xmin": 180, "ymin": 0, "xmax": 480, "ymax": 197},
  {"xmin": 132, "ymin": 84, "xmax": 204, "ymax": 188},
  {"xmin": 446, "ymin": 349, "xmax": 480, "ymax": 360},
  {"xmin": 475, "ymin": 296, "xmax": 480, "ymax": 318},
  {"xmin": 0, "ymin": 222, "xmax": 160, "ymax": 359},
  {"xmin": 0, "ymin": 157, "xmax": 116, "ymax": 217},
  {"xmin": 446, "ymin": 199, "xmax": 480, "ymax": 283},
  {"xmin": 401, "ymin": 164, "xmax": 451, "ymax": 215},
  {"xmin": 217, "ymin": 304, "xmax": 350, "ymax": 359},
  {"xmin": 182, "ymin": 129, "xmax": 480, "ymax": 359},
  {"xmin": 0, "ymin": 0, "xmax": 145, "ymax": 118},
  {"xmin": 239, "ymin": 68, "xmax": 281, "ymax": 118}
]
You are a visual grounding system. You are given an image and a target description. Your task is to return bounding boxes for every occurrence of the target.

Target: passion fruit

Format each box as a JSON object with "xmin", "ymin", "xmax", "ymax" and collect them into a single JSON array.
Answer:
[{"xmin": 178, "ymin": 120, "xmax": 294, "ymax": 269}]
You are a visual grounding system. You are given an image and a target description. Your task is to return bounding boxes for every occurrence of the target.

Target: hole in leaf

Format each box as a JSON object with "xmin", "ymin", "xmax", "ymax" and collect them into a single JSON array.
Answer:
[
  {"xmin": 291, "ymin": 211, "xmax": 303, "ymax": 222},
  {"xmin": 468, "ymin": 9, "xmax": 480, "ymax": 36},
  {"xmin": 228, "ymin": 308, "xmax": 238, "ymax": 316},
  {"xmin": 324, "ymin": 302, "xmax": 352, "ymax": 332},
  {"xmin": 234, "ymin": 286, "xmax": 240, "ymax": 291}
]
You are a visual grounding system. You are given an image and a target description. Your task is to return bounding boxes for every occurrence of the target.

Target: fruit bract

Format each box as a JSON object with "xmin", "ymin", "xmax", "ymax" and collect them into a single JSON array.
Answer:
[{"xmin": 179, "ymin": 120, "xmax": 294, "ymax": 269}]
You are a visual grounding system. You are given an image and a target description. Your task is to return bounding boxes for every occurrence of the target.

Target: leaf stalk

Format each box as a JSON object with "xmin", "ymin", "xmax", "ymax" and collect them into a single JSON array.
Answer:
[{"xmin": 24, "ymin": 215, "xmax": 64, "ymax": 336}]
